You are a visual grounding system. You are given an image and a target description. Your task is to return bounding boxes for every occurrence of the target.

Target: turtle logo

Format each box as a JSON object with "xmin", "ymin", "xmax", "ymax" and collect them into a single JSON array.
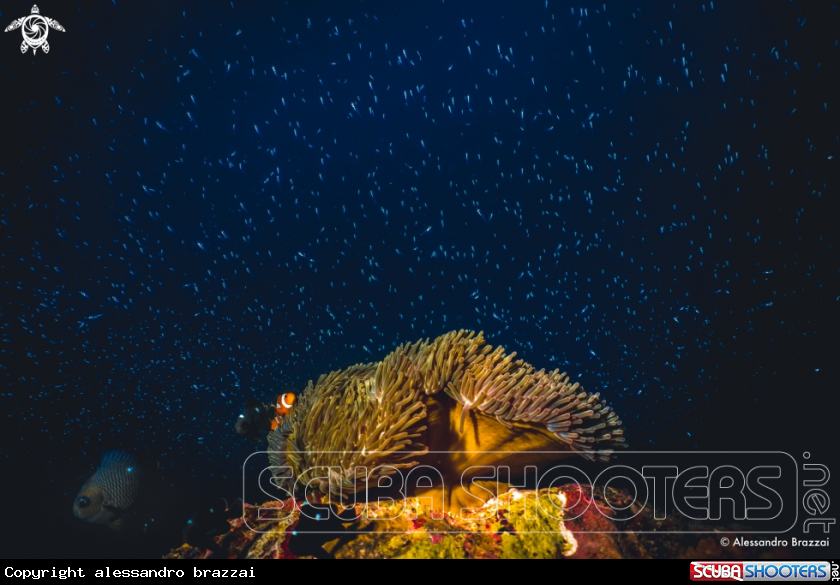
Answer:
[{"xmin": 4, "ymin": 5, "xmax": 65, "ymax": 55}]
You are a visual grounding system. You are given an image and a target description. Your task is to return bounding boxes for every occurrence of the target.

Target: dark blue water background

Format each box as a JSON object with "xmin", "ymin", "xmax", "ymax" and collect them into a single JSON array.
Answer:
[{"xmin": 1, "ymin": 0, "xmax": 837, "ymax": 557}]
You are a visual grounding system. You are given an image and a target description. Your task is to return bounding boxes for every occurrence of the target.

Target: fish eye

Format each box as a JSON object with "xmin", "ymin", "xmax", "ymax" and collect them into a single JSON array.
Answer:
[{"xmin": 77, "ymin": 496, "xmax": 90, "ymax": 508}]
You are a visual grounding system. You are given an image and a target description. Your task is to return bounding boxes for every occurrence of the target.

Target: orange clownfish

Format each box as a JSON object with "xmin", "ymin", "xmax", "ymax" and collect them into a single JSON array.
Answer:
[{"xmin": 270, "ymin": 393, "xmax": 296, "ymax": 431}]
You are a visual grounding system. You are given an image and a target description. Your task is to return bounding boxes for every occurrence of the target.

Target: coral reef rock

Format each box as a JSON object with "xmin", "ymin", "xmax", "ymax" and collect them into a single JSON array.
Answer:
[{"xmin": 166, "ymin": 484, "xmax": 789, "ymax": 559}]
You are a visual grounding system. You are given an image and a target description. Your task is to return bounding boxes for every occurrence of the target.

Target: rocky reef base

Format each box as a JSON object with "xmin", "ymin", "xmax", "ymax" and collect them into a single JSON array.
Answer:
[{"xmin": 166, "ymin": 484, "xmax": 789, "ymax": 560}]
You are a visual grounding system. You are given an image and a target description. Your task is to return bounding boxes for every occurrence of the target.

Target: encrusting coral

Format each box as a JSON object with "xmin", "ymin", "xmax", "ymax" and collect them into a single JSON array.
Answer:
[
  {"xmin": 166, "ymin": 484, "xmax": 793, "ymax": 560},
  {"xmin": 267, "ymin": 330, "xmax": 626, "ymax": 512}
]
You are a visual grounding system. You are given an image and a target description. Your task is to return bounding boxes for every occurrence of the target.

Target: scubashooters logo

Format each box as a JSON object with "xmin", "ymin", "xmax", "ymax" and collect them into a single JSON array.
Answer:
[
  {"xmin": 4, "ymin": 5, "xmax": 65, "ymax": 55},
  {"xmin": 691, "ymin": 561, "xmax": 832, "ymax": 581},
  {"xmin": 244, "ymin": 451, "xmax": 800, "ymax": 533},
  {"xmin": 801, "ymin": 453, "xmax": 835, "ymax": 537}
]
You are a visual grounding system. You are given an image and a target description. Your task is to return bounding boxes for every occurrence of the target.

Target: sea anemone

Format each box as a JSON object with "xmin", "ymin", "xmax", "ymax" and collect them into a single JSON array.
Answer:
[{"xmin": 267, "ymin": 330, "xmax": 625, "ymax": 510}]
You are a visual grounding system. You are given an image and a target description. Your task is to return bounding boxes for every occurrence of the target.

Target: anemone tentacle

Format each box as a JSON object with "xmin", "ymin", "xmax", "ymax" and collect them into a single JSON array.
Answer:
[{"xmin": 267, "ymin": 330, "xmax": 626, "ymax": 500}]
